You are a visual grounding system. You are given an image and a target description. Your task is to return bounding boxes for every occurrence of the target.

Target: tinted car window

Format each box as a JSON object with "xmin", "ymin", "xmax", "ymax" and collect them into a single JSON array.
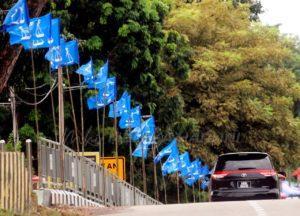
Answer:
[{"xmin": 215, "ymin": 154, "xmax": 272, "ymax": 171}]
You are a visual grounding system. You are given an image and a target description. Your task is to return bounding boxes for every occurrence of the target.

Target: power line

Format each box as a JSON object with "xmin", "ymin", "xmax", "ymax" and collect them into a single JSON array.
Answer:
[{"xmin": 13, "ymin": 79, "xmax": 58, "ymax": 106}]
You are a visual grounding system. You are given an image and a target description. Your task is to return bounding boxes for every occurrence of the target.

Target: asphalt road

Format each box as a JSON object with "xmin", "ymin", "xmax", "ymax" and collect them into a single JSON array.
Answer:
[{"xmin": 103, "ymin": 199, "xmax": 300, "ymax": 216}]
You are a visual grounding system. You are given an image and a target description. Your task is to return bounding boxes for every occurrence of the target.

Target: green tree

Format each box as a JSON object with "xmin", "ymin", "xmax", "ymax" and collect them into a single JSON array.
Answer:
[{"xmin": 165, "ymin": 0, "xmax": 300, "ymax": 168}]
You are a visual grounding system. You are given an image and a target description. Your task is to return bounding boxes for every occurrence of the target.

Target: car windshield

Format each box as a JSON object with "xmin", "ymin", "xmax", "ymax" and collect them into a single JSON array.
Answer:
[{"xmin": 215, "ymin": 153, "xmax": 273, "ymax": 171}]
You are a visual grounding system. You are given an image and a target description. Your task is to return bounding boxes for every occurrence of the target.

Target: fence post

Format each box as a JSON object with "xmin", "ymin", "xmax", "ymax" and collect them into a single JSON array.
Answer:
[
  {"xmin": 0, "ymin": 140, "xmax": 5, "ymax": 152},
  {"xmin": 26, "ymin": 139, "xmax": 32, "ymax": 210}
]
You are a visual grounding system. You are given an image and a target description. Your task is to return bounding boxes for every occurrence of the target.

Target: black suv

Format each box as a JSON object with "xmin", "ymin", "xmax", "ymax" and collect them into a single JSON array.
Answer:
[{"xmin": 209, "ymin": 152, "xmax": 281, "ymax": 201}]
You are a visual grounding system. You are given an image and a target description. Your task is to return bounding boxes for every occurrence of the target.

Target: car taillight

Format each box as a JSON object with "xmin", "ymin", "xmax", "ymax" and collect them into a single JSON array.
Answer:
[
  {"xmin": 259, "ymin": 170, "xmax": 276, "ymax": 177},
  {"xmin": 212, "ymin": 171, "xmax": 228, "ymax": 179}
]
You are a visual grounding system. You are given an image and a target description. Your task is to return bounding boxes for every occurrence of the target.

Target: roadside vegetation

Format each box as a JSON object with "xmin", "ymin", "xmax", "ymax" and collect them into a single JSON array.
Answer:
[{"xmin": 0, "ymin": 0, "xmax": 299, "ymax": 202}]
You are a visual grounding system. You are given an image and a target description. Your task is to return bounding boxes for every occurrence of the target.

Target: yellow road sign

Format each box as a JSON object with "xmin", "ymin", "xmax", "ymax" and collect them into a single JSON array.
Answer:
[{"xmin": 80, "ymin": 152, "xmax": 126, "ymax": 180}]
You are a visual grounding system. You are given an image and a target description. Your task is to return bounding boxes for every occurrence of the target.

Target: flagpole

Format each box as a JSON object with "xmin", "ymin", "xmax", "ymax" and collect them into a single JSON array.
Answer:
[
  {"xmin": 198, "ymin": 180, "xmax": 201, "ymax": 202},
  {"xmin": 128, "ymin": 126, "xmax": 136, "ymax": 204},
  {"xmin": 58, "ymin": 66, "xmax": 65, "ymax": 189},
  {"xmin": 49, "ymin": 64, "xmax": 58, "ymax": 141},
  {"xmin": 78, "ymin": 75, "xmax": 85, "ymax": 150},
  {"xmin": 141, "ymin": 136, "xmax": 147, "ymax": 194},
  {"xmin": 102, "ymin": 106, "xmax": 106, "ymax": 205},
  {"xmin": 30, "ymin": 48, "xmax": 41, "ymax": 188},
  {"xmin": 192, "ymin": 184, "xmax": 196, "ymax": 203},
  {"xmin": 30, "ymin": 49, "xmax": 39, "ymax": 135},
  {"xmin": 156, "ymin": 144, "xmax": 167, "ymax": 204},
  {"xmin": 184, "ymin": 183, "xmax": 188, "ymax": 203},
  {"xmin": 152, "ymin": 141, "xmax": 158, "ymax": 200},
  {"xmin": 176, "ymin": 172, "xmax": 180, "ymax": 204},
  {"xmin": 113, "ymin": 100, "xmax": 119, "ymax": 181},
  {"xmin": 66, "ymin": 67, "xmax": 80, "ymax": 152}
]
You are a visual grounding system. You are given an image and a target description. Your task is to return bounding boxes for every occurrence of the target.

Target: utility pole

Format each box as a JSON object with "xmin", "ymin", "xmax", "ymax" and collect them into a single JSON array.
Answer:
[{"xmin": 9, "ymin": 87, "xmax": 19, "ymax": 149}]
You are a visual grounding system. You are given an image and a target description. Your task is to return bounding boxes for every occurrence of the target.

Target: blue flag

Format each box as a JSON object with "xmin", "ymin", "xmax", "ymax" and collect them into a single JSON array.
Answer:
[
  {"xmin": 22, "ymin": 13, "xmax": 52, "ymax": 49},
  {"xmin": 201, "ymin": 180, "xmax": 209, "ymax": 190},
  {"xmin": 6, "ymin": 22, "xmax": 30, "ymax": 45},
  {"xmin": 178, "ymin": 152, "xmax": 191, "ymax": 176},
  {"xmin": 98, "ymin": 77, "xmax": 116, "ymax": 105},
  {"xmin": 87, "ymin": 93, "xmax": 105, "ymax": 110},
  {"xmin": 200, "ymin": 164, "xmax": 210, "ymax": 176},
  {"xmin": 87, "ymin": 77, "xmax": 116, "ymax": 109},
  {"xmin": 108, "ymin": 91, "xmax": 131, "ymax": 118},
  {"xmin": 154, "ymin": 139, "xmax": 178, "ymax": 164},
  {"xmin": 132, "ymin": 134, "xmax": 154, "ymax": 158},
  {"xmin": 45, "ymin": 38, "xmax": 65, "ymax": 69},
  {"xmin": 62, "ymin": 40, "xmax": 79, "ymax": 66},
  {"xmin": 161, "ymin": 152, "xmax": 180, "ymax": 176},
  {"xmin": 3, "ymin": 0, "xmax": 29, "ymax": 28},
  {"xmin": 129, "ymin": 116, "xmax": 155, "ymax": 141},
  {"xmin": 76, "ymin": 60, "xmax": 93, "ymax": 77},
  {"xmin": 47, "ymin": 18, "xmax": 60, "ymax": 47},
  {"xmin": 87, "ymin": 61, "xmax": 108, "ymax": 88},
  {"xmin": 119, "ymin": 106, "xmax": 141, "ymax": 129}
]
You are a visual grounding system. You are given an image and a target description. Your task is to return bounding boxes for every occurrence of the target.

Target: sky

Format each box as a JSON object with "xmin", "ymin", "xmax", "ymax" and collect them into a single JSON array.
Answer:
[{"xmin": 259, "ymin": 0, "xmax": 300, "ymax": 37}]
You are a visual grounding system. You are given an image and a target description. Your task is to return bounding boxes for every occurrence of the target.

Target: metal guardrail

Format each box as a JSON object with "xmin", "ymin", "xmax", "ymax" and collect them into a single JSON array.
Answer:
[{"xmin": 38, "ymin": 137, "xmax": 161, "ymax": 206}]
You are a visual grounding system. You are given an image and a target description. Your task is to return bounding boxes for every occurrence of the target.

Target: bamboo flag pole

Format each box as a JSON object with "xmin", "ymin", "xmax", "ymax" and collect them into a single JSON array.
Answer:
[
  {"xmin": 78, "ymin": 75, "xmax": 85, "ymax": 151},
  {"xmin": 177, "ymin": 172, "xmax": 180, "ymax": 204},
  {"xmin": 113, "ymin": 100, "xmax": 119, "ymax": 181},
  {"xmin": 58, "ymin": 66, "xmax": 65, "ymax": 189},
  {"xmin": 128, "ymin": 126, "xmax": 136, "ymax": 204},
  {"xmin": 198, "ymin": 180, "xmax": 201, "ymax": 202},
  {"xmin": 192, "ymin": 184, "xmax": 196, "ymax": 203},
  {"xmin": 66, "ymin": 67, "xmax": 80, "ymax": 152},
  {"xmin": 141, "ymin": 137, "xmax": 147, "ymax": 194},
  {"xmin": 156, "ymin": 144, "xmax": 167, "ymax": 204},
  {"xmin": 152, "ymin": 140, "xmax": 159, "ymax": 200},
  {"xmin": 30, "ymin": 49, "xmax": 39, "ymax": 136},
  {"xmin": 49, "ymin": 64, "xmax": 58, "ymax": 142},
  {"xmin": 184, "ymin": 183, "xmax": 188, "ymax": 203}
]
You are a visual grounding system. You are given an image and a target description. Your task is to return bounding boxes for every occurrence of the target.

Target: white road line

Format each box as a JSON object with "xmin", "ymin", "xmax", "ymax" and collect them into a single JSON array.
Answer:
[{"xmin": 248, "ymin": 201, "xmax": 267, "ymax": 216}]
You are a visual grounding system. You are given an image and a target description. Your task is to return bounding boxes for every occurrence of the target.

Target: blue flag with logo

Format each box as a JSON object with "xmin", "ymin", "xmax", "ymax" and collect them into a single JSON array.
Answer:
[
  {"xmin": 22, "ymin": 13, "xmax": 52, "ymax": 49},
  {"xmin": 62, "ymin": 40, "xmax": 79, "ymax": 66},
  {"xmin": 178, "ymin": 152, "xmax": 191, "ymax": 175},
  {"xmin": 76, "ymin": 60, "xmax": 93, "ymax": 78},
  {"xmin": 6, "ymin": 23, "xmax": 30, "ymax": 45},
  {"xmin": 47, "ymin": 18, "xmax": 60, "ymax": 47},
  {"xmin": 87, "ymin": 93, "xmax": 105, "ymax": 110},
  {"xmin": 108, "ymin": 91, "xmax": 131, "ymax": 118},
  {"xmin": 87, "ymin": 61, "xmax": 108, "ymax": 88},
  {"xmin": 154, "ymin": 138, "xmax": 178, "ymax": 164},
  {"xmin": 45, "ymin": 38, "xmax": 65, "ymax": 69},
  {"xmin": 162, "ymin": 152, "xmax": 180, "ymax": 176},
  {"xmin": 98, "ymin": 77, "xmax": 116, "ymax": 105},
  {"xmin": 3, "ymin": 0, "xmax": 29, "ymax": 29},
  {"xmin": 129, "ymin": 116, "xmax": 155, "ymax": 141},
  {"xmin": 119, "ymin": 106, "xmax": 141, "ymax": 129},
  {"xmin": 132, "ymin": 134, "xmax": 153, "ymax": 158},
  {"xmin": 200, "ymin": 164, "xmax": 210, "ymax": 176}
]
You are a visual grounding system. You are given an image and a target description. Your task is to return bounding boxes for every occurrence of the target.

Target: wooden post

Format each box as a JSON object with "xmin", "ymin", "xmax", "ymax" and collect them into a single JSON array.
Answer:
[
  {"xmin": 184, "ymin": 183, "xmax": 188, "ymax": 203},
  {"xmin": 152, "ymin": 142, "xmax": 158, "ymax": 200},
  {"xmin": 141, "ymin": 138, "xmax": 147, "ymax": 194},
  {"xmin": 9, "ymin": 87, "xmax": 19, "ymax": 149},
  {"xmin": 58, "ymin": 67, "xmax": 65, "ymax": 188},
  {"xmin": 0, "ymin": 140, "xmax": 5, "ymax": 152},
  {"xmin": 26, "ymin": 139, "xmax": 32, "ymax": 210},
  {"xmin": 192, "ymin": 184, "xmax": 196, "ymax": 203},
  {"xmin": 177, "ymin": 172, "xmax": 180, "ymax": 204},
  {"xmin": 113, "ymin": 101, "xmax": 119, "ymax": 181},
  {"xmin": 49, "ymin": 64, "xmax": 58, "ymax": 142},
  {"xmin": 30, "ymin": 49, "xmax": 39, "ymax": 135}
]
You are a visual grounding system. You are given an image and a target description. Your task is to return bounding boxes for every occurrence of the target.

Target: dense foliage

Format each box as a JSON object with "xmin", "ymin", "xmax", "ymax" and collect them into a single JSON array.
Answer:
[{"xmin": 0, "ymin": 0, "xmax": 299, "ymax": 202}]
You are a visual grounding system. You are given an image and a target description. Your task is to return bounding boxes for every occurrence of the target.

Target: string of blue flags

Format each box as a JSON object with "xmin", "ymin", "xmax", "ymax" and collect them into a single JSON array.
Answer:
[{"xmin": 1, "ymin": 0, "xmax": 211, "ymax": 189}]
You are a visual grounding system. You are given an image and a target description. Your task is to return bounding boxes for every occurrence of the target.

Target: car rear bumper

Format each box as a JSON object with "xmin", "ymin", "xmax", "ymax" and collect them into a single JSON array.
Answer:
[{"xmin": 210, "ymin": 188, "xmax": 280, "ymax": 201}]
